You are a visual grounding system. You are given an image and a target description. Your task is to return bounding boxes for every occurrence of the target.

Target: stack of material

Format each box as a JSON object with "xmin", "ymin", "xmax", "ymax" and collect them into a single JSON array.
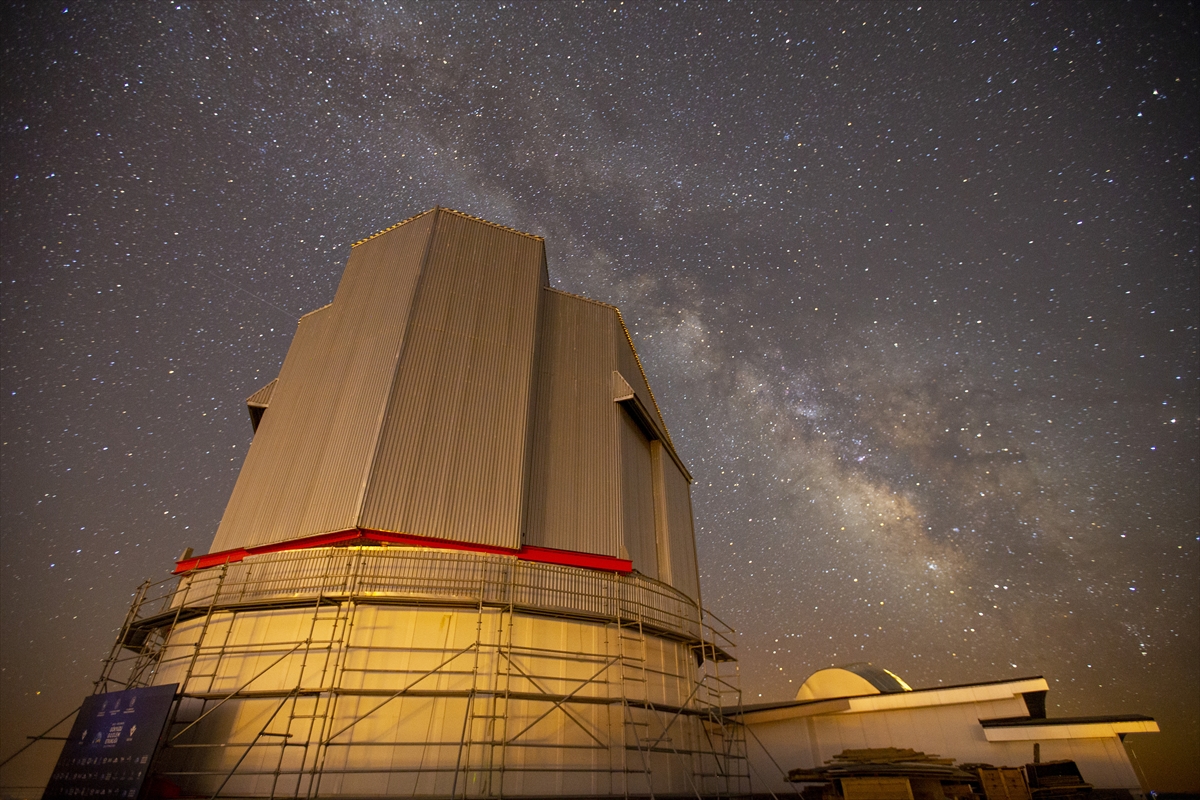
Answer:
[
  {"xmin": 789, "ymin": 749, "xmax": 980, "ymax": 800},
  {"xmin": 789, "ymin": 748, "xmax": 975, "ymax": 781}
]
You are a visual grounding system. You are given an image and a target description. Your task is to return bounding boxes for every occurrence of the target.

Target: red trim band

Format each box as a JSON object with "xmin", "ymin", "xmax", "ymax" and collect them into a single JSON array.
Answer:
[{"xmin": 174, "ymin": 529, "xmax": 633, "ymax": 576}]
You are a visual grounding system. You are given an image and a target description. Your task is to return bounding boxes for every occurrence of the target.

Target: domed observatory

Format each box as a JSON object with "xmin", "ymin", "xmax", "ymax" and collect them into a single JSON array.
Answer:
[
  {"xmin": 794, "ymin": 663, "xmax": 912, "ymax": 701},
  {"xmin": 98, "ymin": 208, "xmax": 746, "ymax": 798}
]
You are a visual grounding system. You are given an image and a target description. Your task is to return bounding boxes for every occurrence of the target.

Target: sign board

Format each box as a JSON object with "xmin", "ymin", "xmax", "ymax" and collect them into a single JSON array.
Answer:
[{"xmin": 43, "ymin": 684, "xmax": 177, "ymax": 800}]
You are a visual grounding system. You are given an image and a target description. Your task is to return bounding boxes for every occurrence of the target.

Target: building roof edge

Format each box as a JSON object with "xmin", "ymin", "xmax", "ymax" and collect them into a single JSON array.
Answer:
[
  {"xmin": 350, "ymin": 207, "xmax": 544, "ymax": 249},
  {"xmin": 980, "ymin": 714, "xmax": 1156, "ymax": 728},
  {"xmin": 734, "ymin": 675, "xmax": 1049, "ymax": 718}
]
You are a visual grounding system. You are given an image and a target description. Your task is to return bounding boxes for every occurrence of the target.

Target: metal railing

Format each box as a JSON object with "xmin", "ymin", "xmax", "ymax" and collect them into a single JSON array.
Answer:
[{"xmin": 93, "ymin": 545, "xmax": 749, "ymax": 798}]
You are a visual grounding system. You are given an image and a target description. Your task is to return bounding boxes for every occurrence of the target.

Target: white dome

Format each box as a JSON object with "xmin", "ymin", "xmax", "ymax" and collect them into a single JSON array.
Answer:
[{"xmin": 796, "ymin": 662, "xmax": 913, "ymax": 701}]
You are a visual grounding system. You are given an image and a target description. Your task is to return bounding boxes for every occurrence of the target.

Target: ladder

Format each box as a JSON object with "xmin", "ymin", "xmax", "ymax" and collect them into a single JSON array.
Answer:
[
  {"xmin": 616, "ymin": 614, "xmax": 654, "ymax": 800},
  {"xmin": 161, "ymin": 565, "xmax": 231, "ymax": 738},
  {"xmin": 290, "ymin": 549, "xmax": 360, "ymax": 800},
  {"xmin": 454, "ymin": 568, "xmax": 515, "ymax": 799},
  {"xmin": 133, "ymin": 571, "xmax": 200, "ymax": 688},
  {"xmin": 94, "ymin": 578, "xmax": 151, "ymax": 693},
  {"xmin": 193, "ymin": 550, "xmax": 359, "ymax": 799},
  {"xmin": 479, "ymin": 577, "xmax": 516, "ymax": 797},
  {"xmin": 694, "ymin": 625, "xmax": 750, "ymax": 796}
]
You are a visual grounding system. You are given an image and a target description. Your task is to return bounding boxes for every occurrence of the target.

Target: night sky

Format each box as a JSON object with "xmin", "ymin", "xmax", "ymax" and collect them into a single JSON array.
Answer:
[{"xmin": 2, "ymin": 1, "xmax": 1196, "ymax": 793}]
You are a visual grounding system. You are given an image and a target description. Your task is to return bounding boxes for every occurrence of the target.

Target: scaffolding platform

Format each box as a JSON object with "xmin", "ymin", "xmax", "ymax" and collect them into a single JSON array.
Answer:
[{"xmin": 97, "ymin": 546, "xmax": 749, "ymax": 799}]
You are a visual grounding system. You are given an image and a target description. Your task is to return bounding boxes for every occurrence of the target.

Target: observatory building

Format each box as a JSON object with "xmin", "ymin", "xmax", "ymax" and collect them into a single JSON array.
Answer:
[
  {"xmin": 740, "ymin": 665, "xmax": 1158, "ymax": 797},
  {"xmin": 98, "ymin": 208, "xmax": 747, "ymax": 798},
  {"xmin": 68, "ymin": 208, "xmax": 1157, "ymax": 800}
]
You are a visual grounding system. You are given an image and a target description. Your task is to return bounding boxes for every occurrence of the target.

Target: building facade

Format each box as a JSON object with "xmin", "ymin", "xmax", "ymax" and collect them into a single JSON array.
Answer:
[
  {"xmin": 100, "ymin": 209, "xmax": 747, "ymax": 798},
  {"xmin": 740, "ymin": 666, "xmax": 1157, "ymax": 798}
]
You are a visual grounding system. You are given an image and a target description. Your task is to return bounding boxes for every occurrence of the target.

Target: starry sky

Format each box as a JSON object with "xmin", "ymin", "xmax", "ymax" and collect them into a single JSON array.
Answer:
[{"xmin": 2, "ymin": 1, "xmax": 1196, "ymax": 793}]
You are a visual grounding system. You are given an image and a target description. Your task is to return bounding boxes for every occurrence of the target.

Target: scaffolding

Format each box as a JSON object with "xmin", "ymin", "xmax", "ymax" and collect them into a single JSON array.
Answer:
[{"xmin": 97, "ymin": 546, "xmax": 748, "ymax": 798}]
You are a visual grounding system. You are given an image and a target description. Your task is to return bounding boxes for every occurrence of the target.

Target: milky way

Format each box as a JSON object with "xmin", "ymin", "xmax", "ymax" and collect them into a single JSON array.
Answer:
[{"xmin": 2, "ymin": 2, "xmax": 1196, "ymax": 791}]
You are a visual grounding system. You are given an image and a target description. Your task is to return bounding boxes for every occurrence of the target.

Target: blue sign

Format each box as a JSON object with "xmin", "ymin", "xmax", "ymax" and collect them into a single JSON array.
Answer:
[{"xmin": 43, "ymin": 684, "xmax": 177, "ymax": 800}]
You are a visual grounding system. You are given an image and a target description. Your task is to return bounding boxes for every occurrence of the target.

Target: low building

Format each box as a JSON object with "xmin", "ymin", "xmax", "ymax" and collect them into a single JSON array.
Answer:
[{"xmin": 739, "ymin": 664, "xmax": 1157, "ymax": 799}]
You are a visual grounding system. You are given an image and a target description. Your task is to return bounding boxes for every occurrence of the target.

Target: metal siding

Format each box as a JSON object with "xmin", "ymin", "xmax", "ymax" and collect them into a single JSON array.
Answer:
[
  {"xmin": 524, "ymin": 290, "xmax": 621, "ymax": 557},
  {"xmin": 611, "ymin": 321, "xmax": 696, "ymax": 483},
  {"xmin": 245, "ymin": 377, "xmax": 277, "ymax": 407},
  {"xmin": 209, "ymin": 206, "xmax": 703, "ymax": 605},
  {"xmin": 209, "ymin": 212, "xmax": 436, "ymax": 552},
  {"xmin": 650, "ymin": 441, "xmax": 674, "ymax": 587},
  {"xmin": 210, "ymin": 306, "xmax": 333, "ymax": 552},
  {"xmin": 662, "ymin": 453, "xmax": 702, "ymax": 603},
  {"xmin": 619, "ymin": 407, "xmax": 657, "ymax": 579},
  {"xmin": 515, "ymin": 249, "xmax": 550, "ymax": 549},
  {"xmin": 613, "ymin": 317, "xmax": 672, "ymax": 445},
  {"xmin": 359, "ymin": 210, "xmax": 544, "ymax": 550},
  {"xmin": 145, "ymin": 554, "xmax": 726, "ymax": 798},
  {"xmin": 611, "ymin": 370, "xmax": 634, "ymax": 401},
  {"xmin": 612, "ymin": 317, "xmax": 700, "ymax": 595},
  {"xmin": 294, "ymin": 323, "xmax": 405, "ymax": 538}
]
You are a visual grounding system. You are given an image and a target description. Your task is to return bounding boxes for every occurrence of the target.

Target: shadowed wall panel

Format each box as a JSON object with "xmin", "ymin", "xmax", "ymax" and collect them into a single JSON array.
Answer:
[
  {"xmin": 651, "ymin": 441, "xmax": 674, "ymax": 587},
  {"xmin": 359, "ymin": 212, "xmax": 546, "ymax": 548},
  {"xmin": 619, "ymin": 408, "xmax": 657, "ymax": 579},
  {"xmin": 524, "ymin": 290, "xmax": 621, "ymax": 557},
  {"xmin": 614, "ymin": 318, "xmax": 670, "ymax": 443},
  {"xmin": 612, "ymin": 312, "xmax": 698, "ymax": 595},
  {"xmin": 660, "ymin": 451, "xmax": 702, "ymax": 603}
]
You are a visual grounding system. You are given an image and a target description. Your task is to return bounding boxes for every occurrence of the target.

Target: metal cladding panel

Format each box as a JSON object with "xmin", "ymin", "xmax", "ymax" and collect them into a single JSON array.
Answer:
[
  {"xmin": 209, "ymin": 213, "xmax": 436, "ymax": 552},
  {"xmin": 359, "ymin": 210, "xmax": 545, "ymax": 550},
  {"xmin": 524, "ymin": 290, "xmax": 621, "ymax": 557},
  {"xmin": 211, "ymin": 306, "xmax": 333, "ymax": 552},
  {"xmin": 661, "ymin": 450, "xmax": 702, "ymax": 602},
  {"xmin": 245, "ymin": 378, "xmax": 277, "ymax": 431},
  {"xmin": 650, "ymin": 441, "xmax": 674, "ymax": 587},
  {"xmin": 614, "ymin": 316, "xmax": 671, "ymax": 444},
  {"xmin": 620, "ymin": 406, "xmax": 658, "ymax": 579},
  {"xmin": 245, "ymin": 377, "xmax": 277, "ymax": 407}
]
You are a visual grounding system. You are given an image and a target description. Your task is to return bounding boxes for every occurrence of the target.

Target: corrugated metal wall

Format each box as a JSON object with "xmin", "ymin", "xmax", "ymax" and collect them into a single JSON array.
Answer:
[
  {"xmin": 657, "ymin": 447, "xmax": 702, "ymax": 603},
  {"xmin": 358, "ymin": 211, "xmax": 546, "ymax": 550},
  {"xmin": 512, "ymin": 287, "xmax": 702, "ymax": 602},
  {"xmin": 208, "ymin": 207, "xmax": 701, "ymax": 604},
  {"xmin": 619, "ymin": 408, "xmax": 658, "ymax": 579},
  {"xmin": 210, "ymin": 212, "xmax": 436, "ymax": 552},
  {"xmin": 613, "ymin": 318, "xmax": 670, "ymax": 442},
  {"xmin": 650, "ymin": 442, "xmax": 674, "ymax": 587},
  {"xmin": 245, "ymin": 377, "xmax": 277, "ymax": 407},
  {"xmin": 524, "ymin": 290, "xmax": 621, "ymax": 558}
]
